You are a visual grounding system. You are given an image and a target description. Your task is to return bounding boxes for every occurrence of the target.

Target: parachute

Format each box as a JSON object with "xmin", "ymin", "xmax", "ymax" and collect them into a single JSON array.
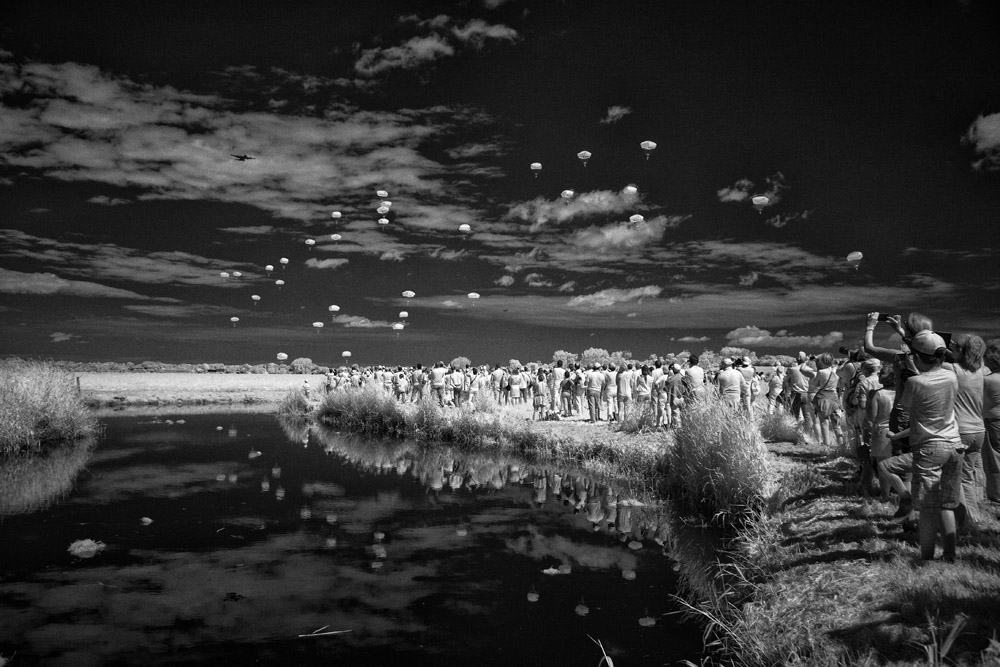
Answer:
[
  {"xmin": 331, "ymin": 211, "xmax": 342, "ymax": 219},
  {"xmin": 468, "ymin": 292, "xmax": 480, "ymax": 300},
  {"xmin": 640, "ymin": 140, "xmax": 657, "ymax": 159},
  {"xmin": 399, "ymin": 311, "xmax": 408, "ymax": 318},
  {"xmin": 577, "ymin": 150, "xmax": 591, "ymax": 167},
  {"xmin": 458, "ymin": 223, "xmax": 471, "ymax": 233},
  {"xmin": 752, "ymin": 195, "xmax": 770, "ymax": 214},
  {"xmin": 402, "ymin": 290, "xmax": 415, "ymax": 298},
  {"xmin": 251, "ymin": 294, "xmax": 261, "ymax": 305},
  {"xmin": 276, "ymin": 352, "xmax": 288, "ymax": 361},
  {"xmin": 279, "ymin": 257, "xmax": 289, "ymax": 268},
  {"xmin": 377, "ymin": 217, "xmax": 389, "ymax": 226},
  {"xmin": 629, "ymin": 214, "xmax": 645, "ymax": 223},
  {"xmin": 330, "ymin": 233, "xmax": 342, "ymax": 241},
  {"xmin": 530, "ymin": 162, "xmax": 542, "ymax": 178},
  {"xmin": 220, "ymin": 272, "xmax": 230, "ymax": 280},
  {"xmin": 265, "ymin": 264, "xmax": 274, "ymax": 273},
  {"xmin": 381, "ymin": 201, "xmax": 392, "ymax": 208},
  {"xmin": 230, "ymin": 316, "xmax": 240, "ymax": 327},
  {"xmin": 560, "ymin": 189, "xmax": 575, "ymax": 200},
  {"xmin": 328, "ymin": 304, "xmax": 340, "ymax": 312},
  {"xmin": 275, "ymin": 279, "xmax": 285, "ymax": 290},
  {"xmin": 376, "ymin": 189, "xmax": 389, "ymax": 198},
  {"xmin": 847, "ymin": 251, "xmax": 863, "ymax": 270},
  {"xmin": 305, "ymin": 238, "xmax": 316, "ymax": 249},
  {"xmin": 623, "ymin": 184, "xmax": 638, "ymax": 195},
  {"xmin": 231, "ymin": 271, "xmax": 242, "ymax": 279},
  {"xmin": 377, "ymin": 206, "xmax": 390, "ymax": 215},
  {"xmin": 392, "ymin": 322, "xmax": 404, "ymax": 331},
  {"xmin": 342, "ymin": 351, "xmax": 352, "ymax": 358},
  {"xmin": 312, "ymin": 321, "xmax": 324, "ymax": 333}
]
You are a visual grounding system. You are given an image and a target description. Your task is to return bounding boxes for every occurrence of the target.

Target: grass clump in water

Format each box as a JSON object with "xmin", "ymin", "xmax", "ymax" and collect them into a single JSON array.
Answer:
[
  {"xmin": 0, "ymin": 360, "xmax": 99, "ymax": 456},
  {"xmin": 664, "ymin": 392, "xmax": 771, "ymax": 527}
]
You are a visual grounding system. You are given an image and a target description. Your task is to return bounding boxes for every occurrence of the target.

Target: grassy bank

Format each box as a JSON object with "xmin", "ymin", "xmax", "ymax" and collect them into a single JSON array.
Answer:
[{"xmin": 0, "ymin": 360, "xmax": 100, "ymax": 456}]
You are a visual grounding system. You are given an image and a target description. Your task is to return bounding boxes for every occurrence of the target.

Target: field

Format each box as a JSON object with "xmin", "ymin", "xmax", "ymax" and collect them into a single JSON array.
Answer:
[{"xmin": 76, "ymin": 372, "xmax": 312, "ymax": 407}]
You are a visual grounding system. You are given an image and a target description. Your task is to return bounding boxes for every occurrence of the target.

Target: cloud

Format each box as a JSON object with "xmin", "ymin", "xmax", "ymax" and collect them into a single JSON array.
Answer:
[
  {"xmin": 495, "ymin": 275, "xmax": 515, "ymax": 286},
  {"xmin": 355, "ymin": 35, "xmax": 455, "ymax": 77},
  {"xmin": 600, "ymin": 105, "xmax": 632, "ymax": 124},
  {"xmin": 716, "ymin": 178, "xmax": 755, "ymax": 202},
  {"xmin": 558, "ymin": 281, "xmax": 577, "ymax": 293},
  {"xmin": 963, "ymin": 112, "xmax": 1000, "ymax": 171},
  {"xmin": 50, "ymin": 331, "xmax": 83, "ymax": 343},
  {"xmin": 380, "ymin": 250, "xmax": 406, "ymax": 261},
  {"xmin": 572, "ymin": 216, "xmax": 675, "ymax": 250},
  {"xmin": 87, "ymin": 195, "xmax": 130, "ymax": 206},
  {"xmin": 451, "ymin": 19, "xmax": 519, "ymax": 47},
  {"xmin": 568, "ymin": 286, "xmax": 662, "ymax": 309},
  {"xmin": 765, "ymin": 210, "xmax": 812, "ymax": 228},
  {"xmin": 0, "ymin": 57, "xmax": 502, "ymax": 226},
  {"xmin": 725, "ymin": 325, "xmax": 844, "ymax": 349},
  {"xmin": 523, "ymin": 272, "xmax": 552, "ymax": 288},
  {"xmin": 353, "ymin": 18, "xmax": 517, "ymax": 78},
  {"xmin": 219, "ymin": 225, "xmax": 277, "ymax": 235},
  {"xmin": 717, "ymin": 172, "xmax": 788, "ymax": 205},
  {"xmin": 304, "ymin": 258, "xmax": 349, "ymax": 270},
  {"xmin": 332, "ymin": 314, "xmax": 394, "ymax": 328},
  {"xmin": 507, "ymin": 189, "xmax": 640, "ymax": 232},
  {"xmin": 0, "ymin": 230, "xmax": 257, "ymax": 287},
  {"xmin": 122, "ymin": 304, "xmax": 238, "ymax": 318},
  {"xmin": 0, "ymin": 268, "xmax": 165, "ymax": 299},
  {"xmin": 677, "ymin": 335, "xmax": 710, "ymax": 342}
]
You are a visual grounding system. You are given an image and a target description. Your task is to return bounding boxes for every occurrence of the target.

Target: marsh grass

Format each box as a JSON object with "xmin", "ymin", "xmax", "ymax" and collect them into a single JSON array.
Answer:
[
  {"xmin": 0, "ymin": 360, "xmax": 99, "ymax": 456},
  {"xmin": 665, "ymin": 393, "xmax": 771, "ymax": 526},
  {"xmin": 755, "ymin": 407, "xmax": 804, "ymax": 444},
  {"xmin": 613, "ymin": 400, "xmax": 659, "ymax": 434}
]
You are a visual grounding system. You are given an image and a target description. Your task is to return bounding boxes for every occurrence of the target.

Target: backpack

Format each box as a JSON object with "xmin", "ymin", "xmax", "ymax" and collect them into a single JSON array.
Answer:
[{"xmin": 844, "ymin": 370, "xmax": 865, "ymax": 410}]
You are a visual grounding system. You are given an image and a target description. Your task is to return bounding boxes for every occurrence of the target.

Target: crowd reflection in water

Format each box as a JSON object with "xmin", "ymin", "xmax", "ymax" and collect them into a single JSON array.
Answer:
[{"xmin": 295, "ymin": 422, "xmax": 672, "ymax": 549}]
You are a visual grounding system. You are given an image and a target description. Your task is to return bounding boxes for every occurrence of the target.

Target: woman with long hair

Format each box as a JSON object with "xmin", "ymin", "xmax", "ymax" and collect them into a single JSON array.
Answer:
[{"xmin": 947, "ymin": 333, "xmax": 987, "ymax": 529}]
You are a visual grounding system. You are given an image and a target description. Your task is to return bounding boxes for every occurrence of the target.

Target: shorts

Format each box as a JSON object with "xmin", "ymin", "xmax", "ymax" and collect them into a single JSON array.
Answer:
[
  {"xmin": 913, "ymin": 441, "xmax": 964, "ymax": 512},
  {"xmin": 812, "ymin": 396, "xmax": 839, "ymax": 419},
  {"xmin": 533, "ymin": 395, "xmax": 545, "ymax": 408}
]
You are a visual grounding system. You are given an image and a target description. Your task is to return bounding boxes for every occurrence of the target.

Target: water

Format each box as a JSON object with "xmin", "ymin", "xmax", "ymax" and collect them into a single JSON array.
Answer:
[{"xmin": 1, "ymin": 412, "xmax": 704, "ymax": 666}]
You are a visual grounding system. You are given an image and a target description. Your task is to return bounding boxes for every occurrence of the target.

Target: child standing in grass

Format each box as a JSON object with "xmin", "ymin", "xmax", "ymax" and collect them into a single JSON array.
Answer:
[{"xmin": 533, "ymin": 370, "xmax": 548, "ymax": 421}]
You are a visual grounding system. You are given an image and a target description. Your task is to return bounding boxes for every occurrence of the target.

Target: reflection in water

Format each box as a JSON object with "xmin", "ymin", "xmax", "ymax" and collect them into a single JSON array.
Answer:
[
  {"xmin": 0, "ymin": 413, "xmax": 701, "ymax": 666},
  {"xmin": 0, "ymin": 438, "xmax": 97, "ymax": 516}
]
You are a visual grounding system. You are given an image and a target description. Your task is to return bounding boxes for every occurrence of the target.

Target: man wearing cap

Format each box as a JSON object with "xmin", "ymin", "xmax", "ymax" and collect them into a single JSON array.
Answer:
[
  {"xmin": 889, "ymin": 330, "xmax": 963, "ymax": 562},
  {"xmin": 665, "ymin": 363, "xmax": 686, "ymax": 427},
  {"xmin": 429, "ymin": 361, "xmax": 448, "ymax": 407},
  {"xmin": 784, "ymin": 352, "xmax": 816, "ymax": 427}
]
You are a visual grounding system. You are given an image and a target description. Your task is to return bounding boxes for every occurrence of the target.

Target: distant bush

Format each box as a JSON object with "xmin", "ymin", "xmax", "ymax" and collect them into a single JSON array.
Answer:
[{"xmin": 0, "ymin": 361, "xmax": 100, "ymax": 457}]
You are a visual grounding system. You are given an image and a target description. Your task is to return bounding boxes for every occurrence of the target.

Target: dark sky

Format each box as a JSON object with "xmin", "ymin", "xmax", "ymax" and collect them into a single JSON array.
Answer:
[{"xmin": 1, "ymin": 0, "xmax": 998, "ymax": 366}]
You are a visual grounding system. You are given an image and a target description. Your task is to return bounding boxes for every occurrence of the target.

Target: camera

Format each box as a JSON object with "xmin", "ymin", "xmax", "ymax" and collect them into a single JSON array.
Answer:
[
  {"xmin": 838, "ymin": 346, "xmax": 850, "ymax": 355},
  {"xmin": 877, "ymin": 313, "xmax": 895, "ymax": 322}
]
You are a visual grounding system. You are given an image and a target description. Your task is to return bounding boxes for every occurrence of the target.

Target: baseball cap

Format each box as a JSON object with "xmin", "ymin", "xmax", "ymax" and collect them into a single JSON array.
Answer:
[
  {"xmin": 910, "ymin": 330, "xmax": 947, "ymax": 356},
  {"xmin": 741, "ymin": 356, "xmax": 752, "ymax": 366},
  {"xmin": 721, "ymin": 357, "xmax": 734, "ymax": 367}
]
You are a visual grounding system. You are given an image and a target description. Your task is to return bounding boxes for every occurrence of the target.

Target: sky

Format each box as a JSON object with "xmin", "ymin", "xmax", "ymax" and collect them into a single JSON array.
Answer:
[{"xmin": 1, "ymin": 0, "xmax": 999, "ymax": 366}]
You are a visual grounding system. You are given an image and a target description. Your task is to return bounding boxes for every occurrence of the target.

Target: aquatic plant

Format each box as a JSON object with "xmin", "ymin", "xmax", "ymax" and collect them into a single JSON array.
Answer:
[
  {"xmin": 664, "ymin": 392, "xmax": 771, "ymax": 526},
  {"xmin": 0, "ymin": 437, "xmax": 97, "ymax": 515},
  {"xmin": 0, "ymin": 360, "xmax": 99, "ymax": 456}
]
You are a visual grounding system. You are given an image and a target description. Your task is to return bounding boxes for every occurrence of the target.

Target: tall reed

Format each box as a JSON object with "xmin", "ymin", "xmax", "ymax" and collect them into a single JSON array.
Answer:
[
  {"xmin": 0, "ymin": 360, "xmax": 99, "ymax": 456},
  {"xmin": 664, "ymin": 392, "xmax": 771, "ymax": 526}
]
